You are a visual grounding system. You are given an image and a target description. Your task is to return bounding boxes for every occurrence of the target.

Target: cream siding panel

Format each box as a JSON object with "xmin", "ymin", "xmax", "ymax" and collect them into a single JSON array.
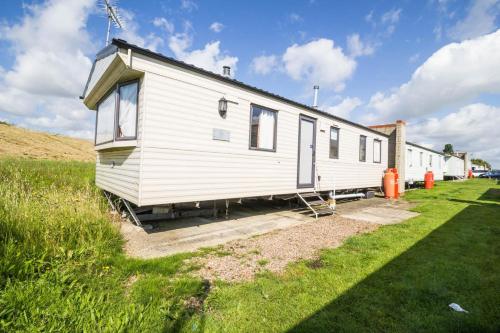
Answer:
[
  {"xmin": 135, "ymin": 54, "xmax": 388, "ymax": 206},
  {"xmin": 405, "ymin": 143, "xmax": 444, "ymax": 182}
]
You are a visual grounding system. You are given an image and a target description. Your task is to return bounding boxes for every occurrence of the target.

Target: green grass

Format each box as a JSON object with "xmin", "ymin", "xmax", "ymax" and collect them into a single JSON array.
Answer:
[
  {"xmin": 192, "ymin": 179, "xmax": 500, "ymax": 332},
  {"xmin": 1, "ymin": 159, "xmax": 499, "ymax": 332},
  {"xmin": 0, "ymin": 159, "xmax": 205, "ymax": 332}
]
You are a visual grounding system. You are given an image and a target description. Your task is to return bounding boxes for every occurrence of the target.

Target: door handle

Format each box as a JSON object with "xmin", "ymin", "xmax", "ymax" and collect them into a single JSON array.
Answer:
[{"xmin": 309, "ymin": 145, "xmax": 313, "ymax": 148}]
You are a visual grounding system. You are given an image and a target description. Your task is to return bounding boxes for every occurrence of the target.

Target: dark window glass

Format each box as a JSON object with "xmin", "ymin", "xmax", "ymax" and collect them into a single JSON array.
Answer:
[
  {"xmin": 359, "ymin": 135, "xmax": 367, "ymax": 162},
  {"xmin": 249, "ymin": 105, "xmax": 277, "ymax": 151},
  {"xmin": 330, "ymin": 127, "xmax": 339, "ymax": 159}
]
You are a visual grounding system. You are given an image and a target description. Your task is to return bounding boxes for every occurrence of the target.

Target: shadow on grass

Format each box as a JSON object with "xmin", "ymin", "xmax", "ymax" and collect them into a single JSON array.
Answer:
[
  {"xmin": 479, "ymin": 188, "xmax": 500, "ymax": 202},
  {"xmin": 288, "ymin": 198, "xmax": 500, "ymax": 332}
]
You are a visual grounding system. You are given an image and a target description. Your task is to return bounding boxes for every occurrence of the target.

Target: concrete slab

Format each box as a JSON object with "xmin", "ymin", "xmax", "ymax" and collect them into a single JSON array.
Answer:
[
  {"xmin": 122, "ymin": 205, "xmax": 313, "ymax": 258},
  {"xmin": 340, "ymin": 206, "xmax": 419, "ymax": 225},
  {"xmin": 121, "ymin": 197, "xmax": 419, "ymax": 258}
]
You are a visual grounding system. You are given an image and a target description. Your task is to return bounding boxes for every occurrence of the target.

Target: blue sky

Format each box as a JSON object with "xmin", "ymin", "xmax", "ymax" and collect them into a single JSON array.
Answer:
[{"xmin": 0, "ymin": 0, "xmax": 499, "ymax": 166}]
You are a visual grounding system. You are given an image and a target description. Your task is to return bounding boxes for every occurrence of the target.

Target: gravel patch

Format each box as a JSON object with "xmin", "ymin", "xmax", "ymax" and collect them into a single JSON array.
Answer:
[{"xmin": 189, "ymin": 216, "xmax": 378, "ymax": 282}]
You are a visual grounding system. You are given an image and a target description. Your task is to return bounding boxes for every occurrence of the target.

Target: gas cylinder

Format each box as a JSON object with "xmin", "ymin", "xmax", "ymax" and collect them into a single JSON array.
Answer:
[
  {"xmin": 468, "ymin": 169, "xmax": 473, "ymax": 178},
  {"xmin": 384, "ymin": 169, "xmax": 396, "ymax": 198},
  {"xmin": 424, "ymin": 171, "xmax": 434, "ymax": 189}
]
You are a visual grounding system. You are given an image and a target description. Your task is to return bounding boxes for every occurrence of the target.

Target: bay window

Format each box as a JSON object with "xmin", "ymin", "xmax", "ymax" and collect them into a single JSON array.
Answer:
[
  {"xmin": 95, "ymin": 80, "xmax": 139, "ymax": 145},
  {"xmin": 95, "ymin": 91, "xmax": 116, "ymax": 145}
]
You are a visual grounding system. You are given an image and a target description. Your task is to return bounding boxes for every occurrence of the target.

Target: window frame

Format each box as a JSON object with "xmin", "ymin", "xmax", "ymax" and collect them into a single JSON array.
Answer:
[
  {"xmin": 420, "ymin": 152, "xmax": 423, "ymax": 167},
  {"xmin": 248, "ymin": 104, "xmax": 278, "ymax": 152},
  {"xmin": 373, "ymin": 139, "xmax": 381, "ymax": 163},
  {"xmin": 359, "ymin": 135, "xmax": 367, "ymax": 162},
  {"xmin": 429, "ymin": 154, "xmax": 433, "ymax": 167},
  {"xmin": 94, "ymin": 79, "xmax": 140, "ymax": 146},
  {"xmin": 115, "ymin": 80, "xmax": 140, "ymax": 142},
  {"xmin": 408, "ymin": 148, "xmax": 413, "ymax": 167},
  {"xmin": 329, "ymin": 126, "xmax": 340, "ymax": 159}
]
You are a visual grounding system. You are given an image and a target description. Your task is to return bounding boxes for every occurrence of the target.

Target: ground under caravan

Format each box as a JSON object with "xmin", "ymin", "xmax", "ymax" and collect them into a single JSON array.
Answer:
[
  {"xmin": 81, "ymin": 39, "xmax": 388, "ymax": 213},
  {"xmin": 405, "ymin": 142, "xmax": 445, "ymax": 183}
]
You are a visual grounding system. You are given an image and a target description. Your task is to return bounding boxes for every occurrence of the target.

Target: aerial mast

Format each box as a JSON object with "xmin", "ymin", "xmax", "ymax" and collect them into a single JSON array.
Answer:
[{"xmin": 103, "ymin": 0, "xmax": 123, "ymax": 46}]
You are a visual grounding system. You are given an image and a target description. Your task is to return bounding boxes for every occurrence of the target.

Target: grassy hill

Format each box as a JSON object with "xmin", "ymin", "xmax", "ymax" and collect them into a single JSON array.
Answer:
[{"xmin": 0, "ymin": 122, "xmax": 94, "ymax": 161}]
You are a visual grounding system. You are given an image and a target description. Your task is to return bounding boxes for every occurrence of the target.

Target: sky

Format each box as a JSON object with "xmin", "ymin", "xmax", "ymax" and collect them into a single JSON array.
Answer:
[{"xmin": 0, "ymin": 0, "xmax": 499, "ymax": 167}]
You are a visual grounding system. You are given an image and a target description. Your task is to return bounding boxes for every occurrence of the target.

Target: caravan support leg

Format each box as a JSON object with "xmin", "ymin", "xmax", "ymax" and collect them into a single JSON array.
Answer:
[
  {"xmin": 225, "ymin": 200, "xmax": 229, "ymax": 219},
  {"xmin": 213, "ymin": 201, "xmax": 218, "ymax": 218}
]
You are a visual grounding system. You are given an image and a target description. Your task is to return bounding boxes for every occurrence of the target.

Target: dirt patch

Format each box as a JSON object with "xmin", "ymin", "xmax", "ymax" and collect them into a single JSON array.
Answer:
[
  {"xmin": 0, "ymin": 123, "xmax": 94, "ymax": 161},
  {"xmin": 188, "ymin": 216, "xmax": 377, "ymax": 282}
]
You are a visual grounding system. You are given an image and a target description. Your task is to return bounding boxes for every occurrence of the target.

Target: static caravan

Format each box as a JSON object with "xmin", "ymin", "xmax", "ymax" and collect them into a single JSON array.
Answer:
[
  {"xmin": 444, "ymin": 155, "xmax": 466, "ymax": 178},
  {"xmin": 405, "ymin": 142, "xmax": 445, "ymax": 183},
  {"xmin": 81, "ymin": 39, "xmax": 388, "ymax": 216}
]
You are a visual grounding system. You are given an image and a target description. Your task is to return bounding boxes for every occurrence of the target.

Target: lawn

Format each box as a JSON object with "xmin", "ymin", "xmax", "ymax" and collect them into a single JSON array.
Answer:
[{"xmin": 1, "ymin": 158, "xmax": 499, "ymax": 332}]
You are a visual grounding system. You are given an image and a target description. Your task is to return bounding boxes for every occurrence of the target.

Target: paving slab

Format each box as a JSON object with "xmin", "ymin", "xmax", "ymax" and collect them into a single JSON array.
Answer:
[{"xmin": 340, "ymin": 206, "xmax": 419, "ymax": 225}]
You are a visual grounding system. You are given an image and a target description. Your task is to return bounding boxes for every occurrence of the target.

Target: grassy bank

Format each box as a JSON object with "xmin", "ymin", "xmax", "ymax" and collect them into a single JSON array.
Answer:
[
  {"xmin": 1, "ymin": 158, "xmax": 499, "ymax": 332},
  {"xmin": 0, "ymin": 159, "xmax": 204, "ymax": 331}
]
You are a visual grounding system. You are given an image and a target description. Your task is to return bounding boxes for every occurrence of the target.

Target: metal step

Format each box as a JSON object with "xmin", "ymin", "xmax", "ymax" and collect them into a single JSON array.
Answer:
[
  {"xmin": 308, "ymin": 200, "xmax": 326, "ymax": 205},
  {"xmin": 296, "ymin": 192, "xmax": 334, "ymax": 219},
  {"xmin": 299, "ymin": 192, "xmax": 321, "ymax": 198}
]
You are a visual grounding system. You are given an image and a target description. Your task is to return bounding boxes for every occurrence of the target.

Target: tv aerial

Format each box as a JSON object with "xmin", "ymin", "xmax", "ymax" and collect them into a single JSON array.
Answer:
[{"xmin": 102, "ymin": 0, "xmax": 124, "ymax": 45}]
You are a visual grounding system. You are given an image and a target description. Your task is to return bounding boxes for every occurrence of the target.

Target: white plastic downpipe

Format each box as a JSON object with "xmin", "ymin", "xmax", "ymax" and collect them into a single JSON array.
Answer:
[{"xmin": 329, "ymin": 191, "xmax": 365, "ymax": 200}]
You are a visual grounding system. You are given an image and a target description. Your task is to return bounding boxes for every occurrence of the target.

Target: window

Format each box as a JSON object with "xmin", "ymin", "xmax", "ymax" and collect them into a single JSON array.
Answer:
[
  {"xmin": 373, "ymin": 139, "xmax": 381, "ymax": 163},
  {"xmin": 95, "ymin": 80, "xmax": 139, "ymax": 146},
  {"xmin": 116, "ymin": 81, "xmax": 138, "ymax": 139},
  {"xmin": 359, "ymin": 135, "xmax": 367, "ymax": 162},
  {"xmin": 407, "ymin": 149, "xmax": 413, "ymax": 167},
  {"xmin": 95, "ymin": 90, "xmax": 116, "ymax": 145},
  {"xmin": 429, "ymin": 154, "xmax": 433, "ymax": 167},
  {"xmin": 249, "ymin": 105, "xmax": 277, "ymax": 151},
  {"xmin": 329, "ymin": 127, "xmax": 339, "ymax": 159},
  {"xmin": 420, "ymin": 152, "xmax": 423, "ymax": 167}
]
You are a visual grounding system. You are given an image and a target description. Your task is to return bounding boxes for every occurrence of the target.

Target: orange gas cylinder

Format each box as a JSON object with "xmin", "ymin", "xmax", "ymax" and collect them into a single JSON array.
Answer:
[
  {"xmin": 384, "ymin": 169, "xmax": 396, "ymax": 198},
  {"xmin": 424, "ymin": 171, "xmax": 434, "ymax": 189},
  {"xmin": 468, "ymin": 169, "xmax": 473, "ymax": 178}
]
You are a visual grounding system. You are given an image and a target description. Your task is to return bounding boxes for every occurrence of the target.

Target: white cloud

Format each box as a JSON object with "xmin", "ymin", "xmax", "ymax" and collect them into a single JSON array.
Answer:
[
  {"xmin": 381, "ymin": 8, "xmax": 402, "ymax": 24},
  {"xmin": 180, "ymin": 0, "xmax": 198, "ymax": 12},
  {"xmin": 251, "ymin": 55, "xmax": 278, "ymax": 75},
  {"xmin": 168, "ymin": 25, "xmax": 237, "ymax": 75},
  {"xmin": 323, "ymin": 97, "xmax": 362, "ymax": 119},
  {"xmin": 209, "ymin": 22, "xmax": 224, "ymax": 33},
  {"xmin": 346, "ymin": 34, "xmax": 375, "ymax": 57},
  {"xmin": 166, "ymin": 21, "xmax": 237, "ymax": 75},
  {"xmin": 447, "ymin": 0, "xmax": 500, "ymax": 41},
  {"xmin": 408, "ymin": 53, "xmax": 420, "ymax": 63},
  {"xmin": 407, "ymin": 103, "xmax": 500, "ymax": 167},
  {"xmin": 282, "ymin": 39, "xmax": 356, "ymax": 92},
  {"xmin": 367, "ymin": 29, "xmax": 500, "ymax": 121},
  {"xmin": 0, "ymin": 0, "xmax": 95, "ymax": 138},
  {"xmin": 380, "ymin": 8, "xmax": 402, "ymax": 36},
  {"xmin": 365, "ymin": 10, "xmax": 375, "ymax": 25},
  {"xmin": 153, "ymin": 17, "xmax": 174, "ymax": 34},
  {"xmin": 116, "ymin": 9, "xmax": 163, "ymax": 51},
  {"xmin": 289, "ymin": 13, "xmax": 303, "ymax": 23}
]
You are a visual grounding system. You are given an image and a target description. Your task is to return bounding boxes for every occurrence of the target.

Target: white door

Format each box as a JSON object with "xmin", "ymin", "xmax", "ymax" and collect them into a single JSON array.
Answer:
[{"xmin": 297, "ymin": 116, "xmax": 316, "ymax": 188}]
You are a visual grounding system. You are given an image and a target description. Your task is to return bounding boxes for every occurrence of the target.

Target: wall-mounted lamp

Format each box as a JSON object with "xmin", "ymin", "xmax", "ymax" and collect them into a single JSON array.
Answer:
[{"xmin": 218, "ymin": 97, "xmax": 228, "ymax": 118}]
